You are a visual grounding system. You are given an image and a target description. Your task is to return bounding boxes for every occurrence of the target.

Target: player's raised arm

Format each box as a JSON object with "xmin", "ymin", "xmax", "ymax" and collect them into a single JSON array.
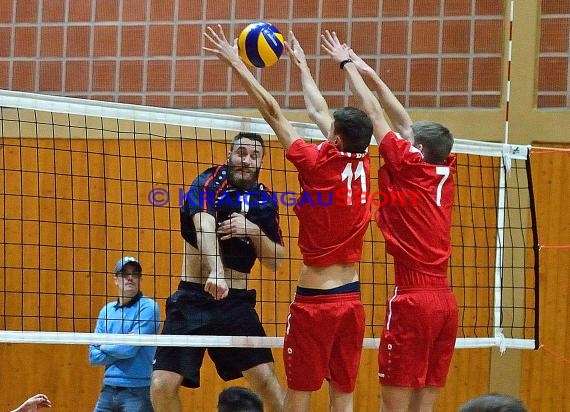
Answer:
[
  {"xmin": 320, "ymin": 30, "xmax": 391, "ymax": 144},
  {"xmin": 204, "ymin": 25, "xmax": 299, "ymax": 150},
  {"xmin": 285, "ymin": 31, "xmax": 333, "ymax": 138},
  {"xmin": 348, "ymin": 48, "xmax": 413, "ymax": 141}
]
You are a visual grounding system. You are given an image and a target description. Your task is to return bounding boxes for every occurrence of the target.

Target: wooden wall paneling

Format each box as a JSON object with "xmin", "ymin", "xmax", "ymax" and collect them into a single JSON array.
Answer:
[{"xmin": 521, "ymin": 144, "xmax": 570, "ymax": 411}]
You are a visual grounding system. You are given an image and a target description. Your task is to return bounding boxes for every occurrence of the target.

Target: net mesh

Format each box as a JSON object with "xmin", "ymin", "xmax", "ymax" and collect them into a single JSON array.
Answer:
[{"xmin": 0, "ymin": 90, "xmax": 537, "ymax": 349}]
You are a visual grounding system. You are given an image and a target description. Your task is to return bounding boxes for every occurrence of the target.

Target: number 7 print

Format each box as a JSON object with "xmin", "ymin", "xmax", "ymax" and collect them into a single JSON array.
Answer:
[{"xmin": 435, "ymin": 166, "xmax": 450, "ymax": 207}]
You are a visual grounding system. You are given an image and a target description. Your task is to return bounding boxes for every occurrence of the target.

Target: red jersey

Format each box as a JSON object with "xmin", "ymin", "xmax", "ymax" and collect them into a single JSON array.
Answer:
[
  {"xmin": 375, "ymin": 131, "xmax": 456, "ymax": 275},
  {"xmin": 286, "ymin": 139, "xmax": 371, "ymax": 266}
]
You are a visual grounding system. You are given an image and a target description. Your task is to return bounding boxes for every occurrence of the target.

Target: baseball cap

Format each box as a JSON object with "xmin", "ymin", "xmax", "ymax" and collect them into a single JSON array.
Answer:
[{"xmin": 114, "ymin": 256, "xmax": 142, "ymax": 274}]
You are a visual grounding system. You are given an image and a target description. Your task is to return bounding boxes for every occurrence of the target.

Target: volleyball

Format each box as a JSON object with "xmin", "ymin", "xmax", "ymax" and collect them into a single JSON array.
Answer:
[{"xmin": 238, "ymin": 22, "xmax": 284, "ymax": 68}]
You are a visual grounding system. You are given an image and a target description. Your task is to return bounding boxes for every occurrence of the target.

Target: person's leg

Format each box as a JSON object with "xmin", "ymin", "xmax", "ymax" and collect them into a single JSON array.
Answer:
[
  {"xmin": 329, "ymin": 384, "xmax": 354, "ymax": 412},
  {"xmin": 409, "ymin": 387, "xmax": 439, "ymax": 412},
  {"xmin": 242, "ymin": 362, "xmax": 285, "ymax": 412},
  {"xmin": 283, "ymin": 388, "xmax": 312, "ymax": 412},
  {"xmin": 212, "ymin": 290, "xmax": 283, "ymax": 411},
  {"xmin": 378, "ymin": 288, "xmax": 440, "ymax": 412},
  {"xmin": 410, "ymin": 291, "xmax": 455, "ymax": 412},
  {"xmin": 150, "ymin": 370, "xmax": 184, "ymax": 412},
  {"xmin": 93, "ymin": 386, "xmax": 115, "ymax": 412},
  {"xmin": 119, "ymin": 387, "xmax": 154, "ymax": 412},
  {"xmin": 328, "ymin": 295, "xmax": 365, "ymax": 412},
  {"xmin": 380, "ymin": 385, "xmax": 413, "ymax": 412}
]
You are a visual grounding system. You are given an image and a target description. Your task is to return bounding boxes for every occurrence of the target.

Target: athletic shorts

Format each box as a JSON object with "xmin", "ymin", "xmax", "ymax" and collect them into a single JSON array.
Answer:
[
  {"xmin": 378, "ymin": 280, "xmax": 458, "ymax": 388},
  {"xmin": 153, "ymin": 281, "xmax": 274, "ymax": 388},
  {"xmin": 283, "ymin": 291, "xmax": 365, "ymax": 393}
]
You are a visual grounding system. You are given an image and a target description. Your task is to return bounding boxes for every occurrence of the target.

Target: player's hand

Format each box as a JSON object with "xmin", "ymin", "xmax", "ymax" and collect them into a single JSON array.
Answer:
[
  {"xmin": 285, "ymin": 31, "xmax": 308, "ymax": 70},
  {"xmin": 205, "ymin": 275, "xmax": 229, "ymax": 300},
  {"xmin": 347, "ymin": 48, "xmax": 375, "ymax": 77},
  {"xmin": 203, "ymin": 24, "xmax": 240, "ymax": 65},
  {"xmin": 218, "ymin": 212, "xmax": 260, "ymax": 240},
  {"xmin": 12, "ymin": 394, "xmax": 52, "ymax": 412},
  {"xmin": 320, "ymin": 30, "xmax": 350, "ymax": 64}
]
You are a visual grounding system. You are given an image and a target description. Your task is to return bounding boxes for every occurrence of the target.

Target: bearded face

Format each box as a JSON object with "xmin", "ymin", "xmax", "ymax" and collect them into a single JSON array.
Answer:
[{"xmin": 226, "ymin": 137, "xmax": 263, "ymax": 189}]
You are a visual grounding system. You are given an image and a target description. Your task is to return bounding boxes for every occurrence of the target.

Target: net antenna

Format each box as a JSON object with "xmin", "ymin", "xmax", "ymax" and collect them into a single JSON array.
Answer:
[
  {"xmin": 0, "ymin": 90, "xmax": 538, "ymax": 350},
  {"xmin": 487, "ymin": 0, "xmax": 538, "ymax": 352}
]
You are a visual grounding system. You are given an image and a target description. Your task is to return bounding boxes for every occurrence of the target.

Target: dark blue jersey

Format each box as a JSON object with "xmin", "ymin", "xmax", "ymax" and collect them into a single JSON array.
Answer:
[{"xmin": 180, "ymin": 165, "xmax": 282, "ymax": 273}]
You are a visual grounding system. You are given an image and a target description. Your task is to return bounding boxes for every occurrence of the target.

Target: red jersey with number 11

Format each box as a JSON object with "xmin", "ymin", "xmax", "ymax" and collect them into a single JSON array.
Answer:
[
  {"xmin": 286, "ymin": 139, "xmax": 371, "ymax": 266},
  {"xmin": 376, "ymin": 131, "xmax": 456, "ymax": 275}
]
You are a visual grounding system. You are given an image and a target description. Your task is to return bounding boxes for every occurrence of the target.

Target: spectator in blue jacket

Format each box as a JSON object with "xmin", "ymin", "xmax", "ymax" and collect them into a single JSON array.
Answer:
[{"xmin": 89, "ymin": 256, "xmax": 161, "ymax": 412}]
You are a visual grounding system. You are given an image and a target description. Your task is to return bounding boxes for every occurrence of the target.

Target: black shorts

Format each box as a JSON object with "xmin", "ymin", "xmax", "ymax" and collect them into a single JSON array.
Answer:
[{"xmin": 153, "ymin": 281, "xmax": 274, "ymax": 388}]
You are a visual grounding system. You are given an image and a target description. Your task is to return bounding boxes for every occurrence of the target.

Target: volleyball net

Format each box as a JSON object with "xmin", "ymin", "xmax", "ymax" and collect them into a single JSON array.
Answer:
[{"xmin": 0, "ymin": 90, "xmax": 538, "ymax": 350}]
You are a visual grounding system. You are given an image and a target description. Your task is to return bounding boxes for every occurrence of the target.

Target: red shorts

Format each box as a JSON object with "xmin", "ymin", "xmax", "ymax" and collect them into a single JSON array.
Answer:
[
  {"xmin": 378, "ymin": 268, "xmax": 458, "ymax": 387},
  {"xmin": 283, "ymin": 292, "xmax": 365, "ymax": 392}
]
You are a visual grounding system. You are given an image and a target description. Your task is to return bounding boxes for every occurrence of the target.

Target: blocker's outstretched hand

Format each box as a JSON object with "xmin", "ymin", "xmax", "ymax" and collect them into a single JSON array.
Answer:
[
  {"xmin": 320, "ymin": 30, "xmax": 351, "ymax": 64},
  {"xmin": 203, "ymin": 24, "xmax": 241, "ymax": 66},
  {"xmin": 347, "ymin": 48, "xmax": 376, "ymax": 78},
  {"xmin": 285, "ymin": 31, "xmax": 309, "ymax": 70}
]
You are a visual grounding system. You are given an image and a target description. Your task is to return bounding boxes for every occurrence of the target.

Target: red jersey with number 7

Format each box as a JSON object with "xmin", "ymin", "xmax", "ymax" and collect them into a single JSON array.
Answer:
[
  {"xmin": 286, "ymin": 139, "xmax": 371, "ymax": 266},
  {"xmin": 376, "ymin": 131, "xmax": 456, "ymax": 275}
]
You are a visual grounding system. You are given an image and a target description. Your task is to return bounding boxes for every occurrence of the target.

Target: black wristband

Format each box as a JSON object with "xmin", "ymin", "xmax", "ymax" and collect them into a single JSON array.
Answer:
[{"xmin": 340, "ymin": 59, "xmax": 353, "ymax": 70}]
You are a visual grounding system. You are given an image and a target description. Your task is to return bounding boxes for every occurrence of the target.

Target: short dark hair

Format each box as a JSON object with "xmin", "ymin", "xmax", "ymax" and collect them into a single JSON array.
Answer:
[
  {"xmin": 231, "ymin": 132, "xmax": 265, "ymax": 154},
  {"xmin": 332, "ymin": 107, "xmax": 373, "ymax": 153},
  {"xmin": 217, "ymin": 387, "xmax": 263, "ymax": 412},
  {"xmin": 460, "ymin": 393, "xmax": 527, "ymax": 412},
  {"xmin": 411, "ymin": 121, "xmax": 454, "ymax": 164}
]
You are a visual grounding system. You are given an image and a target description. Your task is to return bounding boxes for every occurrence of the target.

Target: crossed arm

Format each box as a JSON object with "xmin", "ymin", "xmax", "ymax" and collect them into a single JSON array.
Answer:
[
  {"xmin": 217, "ymin": 212, "xmax": 285, "ymax": 272},
  {"xmin": 88, "ymin": 302, "xmax": 159, "ymax": 365},
  {"xmin": 193, "ymin": 211, "xmax": 284, "ymax": 299}
]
